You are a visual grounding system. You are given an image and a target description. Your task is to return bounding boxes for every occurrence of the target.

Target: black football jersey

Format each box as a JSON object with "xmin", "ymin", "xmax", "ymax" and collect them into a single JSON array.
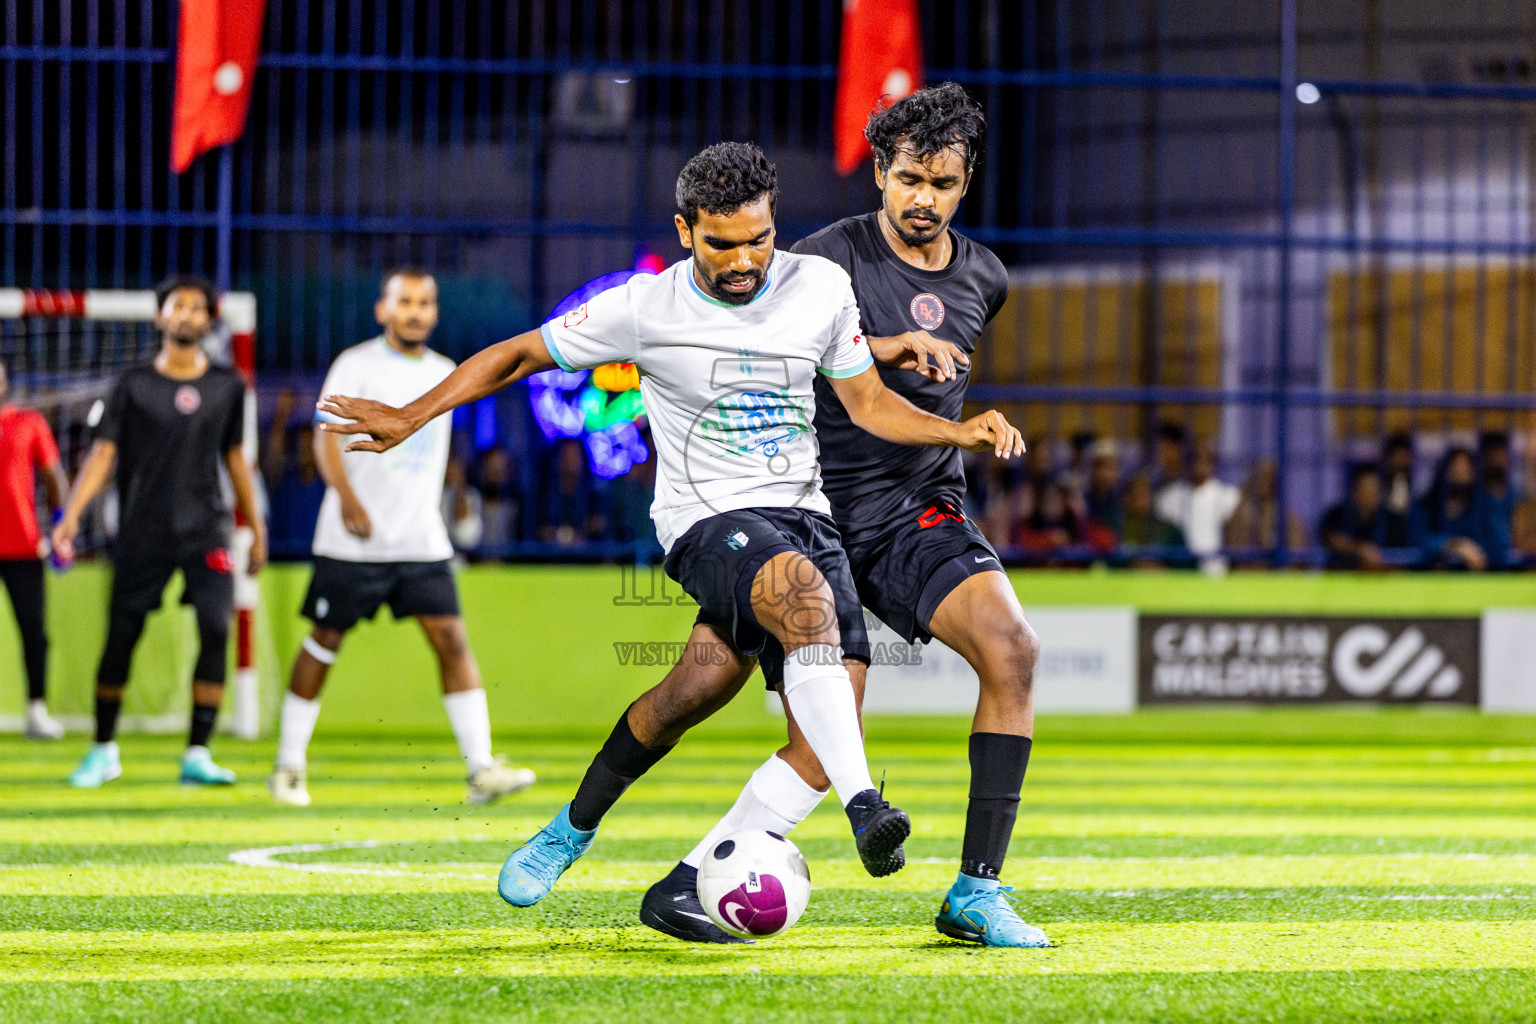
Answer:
[
  {"xmin": 793, "ymin": 212, "xmax": 1009, "ymax": 546},
  {"xmin": 97, "ymin": 363, "xmax": 246, "ymax": 558}
]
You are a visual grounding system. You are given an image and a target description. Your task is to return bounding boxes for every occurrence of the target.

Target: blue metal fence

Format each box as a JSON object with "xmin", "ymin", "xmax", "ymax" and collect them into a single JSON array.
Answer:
[{"xmin": 4, "ymin": 1, "xmax": 1535, "ymax": 564}]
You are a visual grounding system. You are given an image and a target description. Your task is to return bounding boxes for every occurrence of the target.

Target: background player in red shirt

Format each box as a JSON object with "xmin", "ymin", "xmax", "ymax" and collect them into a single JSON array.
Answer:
[{"xmin": 0, "ymin": 362, "xmax": 69, "ymax": 739}]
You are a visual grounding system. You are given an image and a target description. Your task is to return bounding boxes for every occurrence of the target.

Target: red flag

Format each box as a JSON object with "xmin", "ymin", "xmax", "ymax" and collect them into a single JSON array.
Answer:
[
  {"xmin": 832, "ymin": 0, "xmax": 923, "ymax": 175},
  {"xmin": 170, "ymin": 0, "xmax": 266, "ymax": 173}
]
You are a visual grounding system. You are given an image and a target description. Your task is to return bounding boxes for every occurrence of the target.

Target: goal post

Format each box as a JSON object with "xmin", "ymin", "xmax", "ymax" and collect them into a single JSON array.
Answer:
[{"xmin": 0, "ymin": 287, "xmax": 264, "ymax": 739}]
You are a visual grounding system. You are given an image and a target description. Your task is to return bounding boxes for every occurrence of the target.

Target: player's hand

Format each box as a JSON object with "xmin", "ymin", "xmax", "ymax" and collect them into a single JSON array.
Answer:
[
  {"xmin": 869, "ymin": 331, "xmax": 969, "ymax": 382},
  {"xmin": 955, "ymin": 409, "xmax": 1025, "ymax": 459},
  {"xmin": 316, "ymin": 395, "xmax": 415, "ymax": 453},
  {"xmin": 340, "ymin": 495, "xmax": 373, "ymax": 540},
  {"xmin": 247, "ymin": 527, "xmax": 268, "ymax": 575},
  {"xmin": 50, "ymin": 515, "xmax": 78, "ymax": 565}
]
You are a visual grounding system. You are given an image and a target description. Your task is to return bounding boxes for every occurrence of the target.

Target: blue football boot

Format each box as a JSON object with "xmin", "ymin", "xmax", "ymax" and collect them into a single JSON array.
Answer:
[
  {"xmin": 935, "ymin": 874, "xmax": 1052, "ymax": 948},
  {"xmin": 69, "ymin": 742, "xmax": 122, "ymax": 788},
  {"xmin": 179, "ymin": 746, "xmax": 237, "ymax": 786},
  {"xmin": 497, "ymin": 803, "xmax": 596, "ymax": 907}
]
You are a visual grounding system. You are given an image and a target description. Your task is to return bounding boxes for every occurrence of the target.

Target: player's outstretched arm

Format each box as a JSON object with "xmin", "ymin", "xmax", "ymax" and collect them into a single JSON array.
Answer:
[
  {"xmin": 50, "ymin": 439, "xmax": 117, "ymax": 561},
  {"xmin": 317, "ymin": 328, "xmax": 558, "ymax": 453},
  {"xmin": 827, "ymin": 365, "xmax": 1024, "ymax": 458}
]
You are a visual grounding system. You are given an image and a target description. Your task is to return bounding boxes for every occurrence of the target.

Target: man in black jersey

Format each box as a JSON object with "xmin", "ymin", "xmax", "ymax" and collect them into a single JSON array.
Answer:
[
  {"xmin": 54, "ymin": 273, "xmax": 266, "ymax": 788},
  {"xmin": 641, "ymin": 84, "xmax": 1049, "ymax": 948}
]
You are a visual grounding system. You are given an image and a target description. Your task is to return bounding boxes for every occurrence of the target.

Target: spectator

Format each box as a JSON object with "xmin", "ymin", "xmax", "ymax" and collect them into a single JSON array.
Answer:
[
  {"xmin": 477, "ymin": 447, "xmax": 523, "ymax": 554},
  {"xmin": 1153, "ymin": 420, "xmax": 1189, "ymax": 486},
  {"xmin": 1022, "ymin": 434, "xmax": 1056, "ymax": 503},
  {"xmin": 1226, "ymin": 460, "xmax": 1307, "ymax": 562},
  {"xmin": 1319, "ymin": 463, "xmax": 1392, "ymax": 571},
  {"xmin": 978, "ymin": 457, "xmax": 1026, "ymax": 550},
  {"xmin": 441, "ymin": 454, "xmax": 483, "ymax": 555},
  {"xmin": 1380, "ymin": 432, "xmax": 1415, "ymax": 545},
  {"xmin": 1057, "ymin": 429, "xmax": 1098, "ymax": 505},
  {"xmin": 1478, "ymin": 431, "xmax": 1519, "ymax": 558},
  {"xmin": 1410, "ymin": 447, "xmax": 1507, "ymax": 570},
  {"xmin": 1081, "ymin": 440, "xmax": 1122, "ymax": 551},
  {"xmin": 539, "ymin": 438, "xmax": 604, "ymax": 545},
  {"xmin": 262, "ymin": 390, "xmax": 326, "ymax": 558},
  {"xmin": 1155, "ymin": 440, "xmax": 1241, "ymax": 573},
  {"xmin": 1013, "ymin": 481, "xmax": 1083, "ymax": 555},
  {"xmin": 1119, "ymin": 471, "xmax": 1185, "ymax": 565}
]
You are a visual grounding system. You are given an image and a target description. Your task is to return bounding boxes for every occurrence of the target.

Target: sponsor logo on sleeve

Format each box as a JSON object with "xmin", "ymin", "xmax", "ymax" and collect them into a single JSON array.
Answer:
[{"xmin": 562, "ymin": 303, "xmax": 589, "ymax": 328}]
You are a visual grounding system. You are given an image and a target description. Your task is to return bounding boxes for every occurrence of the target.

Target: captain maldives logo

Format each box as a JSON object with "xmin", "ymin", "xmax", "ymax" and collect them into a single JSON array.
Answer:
[{"xmin": 910, "ymin": 293, "xmax": 945, "ymax": 330}]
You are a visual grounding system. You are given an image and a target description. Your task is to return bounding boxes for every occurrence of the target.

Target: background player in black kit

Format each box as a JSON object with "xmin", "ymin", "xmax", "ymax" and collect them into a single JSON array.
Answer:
[
  {"xmin": 650, "ymin": 84, "xmax": 1049, "ymax": 948},
  {"xmin": 54, "ymin": 273, "xmax": 267, "ymax": 789}
]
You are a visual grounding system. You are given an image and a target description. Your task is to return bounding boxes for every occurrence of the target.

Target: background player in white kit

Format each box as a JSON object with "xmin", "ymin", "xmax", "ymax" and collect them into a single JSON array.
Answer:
[{"xmin": 267, "ymin": 268, "xmax": 536, "ymax": 807}]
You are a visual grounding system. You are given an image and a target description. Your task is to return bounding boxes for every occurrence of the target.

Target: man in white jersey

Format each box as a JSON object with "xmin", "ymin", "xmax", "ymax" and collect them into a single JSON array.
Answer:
[
  {"xmin": 267, "ymin": 268, "xmax": 536, "ymax": 807},
  {"xmin": 319, "ymin": 144, "xmax": 1023, "ymax": 916}
]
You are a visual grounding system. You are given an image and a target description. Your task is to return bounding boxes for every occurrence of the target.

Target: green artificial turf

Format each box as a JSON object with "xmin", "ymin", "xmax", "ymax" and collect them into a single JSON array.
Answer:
[{"xmin": 3, "ymin": 711, "xmax": 1535, "ymax": 1022}]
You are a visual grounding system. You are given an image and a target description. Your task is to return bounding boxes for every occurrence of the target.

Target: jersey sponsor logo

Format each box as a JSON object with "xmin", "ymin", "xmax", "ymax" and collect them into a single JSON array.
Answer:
[
  {"xmin": 204, "ymin": 547, "xmax": 233, "ymax": 574},
  {"xmin": 910, "ymin": 292, "xmax": 945, "ymax": 330},
  {"xmin": 174, "ymin": 385, "xmax": 202, "ymax": 415},
  {"xmin": 725, "ymin": 530, "xmax": 751, "ymax": 550},
  {"xmin": 852, "ymin": 333, "xmax": 865, "ymax": 346},
  {"xmin": 562, "ymin": 303, "xmax": 589, "ymax": 328},
  {"xmin": 917, "ymin": 499, "xmax": 965, "ymax": 529}
]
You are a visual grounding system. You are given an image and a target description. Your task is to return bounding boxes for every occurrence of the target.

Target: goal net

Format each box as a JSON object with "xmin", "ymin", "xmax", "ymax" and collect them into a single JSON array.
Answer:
[{"xmin": 0, "ymin": 288, "xmax": 274, "ymax": 738}]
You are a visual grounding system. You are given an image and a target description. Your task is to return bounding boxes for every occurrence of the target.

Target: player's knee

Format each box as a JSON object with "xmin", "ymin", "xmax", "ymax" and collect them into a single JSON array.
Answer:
[
  {"xmin": 194, "ymin": 613, "xmax": 230, "ymax": 683},
  {"xmin": 424, "ymin": 619, "xmax": 471, "ymax": 664},
  {"xmin": 97, "ymin": 610, "xmax": 147, "ymax": 688},
  {"xmin": 980, "ymin": 617, "xmax": 1039, "ymax": 697},
  {"xmin": 310, "ymin": 627, "xmax": 345, "ymax": 653},
  {"xmin": 757, "ymin": 554, "xmax": 839, "ymax": 647}
]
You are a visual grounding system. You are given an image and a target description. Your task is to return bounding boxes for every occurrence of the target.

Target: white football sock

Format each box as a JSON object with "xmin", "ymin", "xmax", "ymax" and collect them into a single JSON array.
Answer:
[
  {"xmin": 682, "ymin": 754, "xmax": 828, "ymax": 869},
  {"xmin": 443, "ymin": 688, "xmax": 495, "ymax": 775},
  {"xmin": 779, "ymin": 644, "xmax": 875, "ymax": 808},
  {"xmin": 276, "ymin": 692, "xmax": 322, "ymax": 771}
]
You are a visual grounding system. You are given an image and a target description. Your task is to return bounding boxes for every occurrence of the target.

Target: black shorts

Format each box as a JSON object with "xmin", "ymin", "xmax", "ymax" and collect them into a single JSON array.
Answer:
[
  {"xmin": 843, "ymin": 498, "xmax": 1003, "ymax": 645},
  {"xmin": 110, "ymin": 547, "xmax": 236, "ymax": 621},
  {"xmin": 663, "ymin": 507, "xmax": 870, "ymax": 689},
  {"xmin": 302, "ymin": 557, "xmax": 460, "ymax": 632}
]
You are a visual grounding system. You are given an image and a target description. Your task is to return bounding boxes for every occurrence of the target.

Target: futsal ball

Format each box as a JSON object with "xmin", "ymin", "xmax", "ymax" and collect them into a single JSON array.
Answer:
[{"xmin": 696, "ymin": 830, "xmax": 812, "ymax": 939}]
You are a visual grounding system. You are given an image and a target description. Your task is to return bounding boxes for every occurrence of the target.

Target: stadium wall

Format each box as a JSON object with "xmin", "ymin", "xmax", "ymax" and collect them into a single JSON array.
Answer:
[{"xmin": 0, "ymin": 565, "xmax": 1532, "ymax": 734}]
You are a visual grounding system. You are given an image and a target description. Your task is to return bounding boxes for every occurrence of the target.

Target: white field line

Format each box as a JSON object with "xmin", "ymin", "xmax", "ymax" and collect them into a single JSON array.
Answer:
[{"xmin": 227, "ymin": 840, "xmax": 497, "ymax": 881}]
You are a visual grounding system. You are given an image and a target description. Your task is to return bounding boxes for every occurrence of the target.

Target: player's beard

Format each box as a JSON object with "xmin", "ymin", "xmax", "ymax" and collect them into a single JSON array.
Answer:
[
  {"xmin": 886, "ymin": 203, "xmax": 948, "ymax": 247},
  {"xmin": 166, "ymin": 328, "xmax": 206, "ymax": 348},
  {"xmin": 697, "ymin": 251, "xmax": 769, "ymax": 306}
]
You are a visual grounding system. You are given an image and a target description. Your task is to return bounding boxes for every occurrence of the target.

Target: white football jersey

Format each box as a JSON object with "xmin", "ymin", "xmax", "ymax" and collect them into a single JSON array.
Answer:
[
  {"xmin": 313, "ymin": 337, "xmax": 455, "ymax": 562},
  {"xmin": 541, "ymin": 252, "xmax": 874, "ymax": 550}
]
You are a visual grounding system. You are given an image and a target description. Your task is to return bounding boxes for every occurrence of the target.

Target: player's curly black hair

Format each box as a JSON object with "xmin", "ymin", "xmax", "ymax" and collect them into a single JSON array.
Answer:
[
  {"xmin": 154, "ymin": 272, "xmax": 218, "ymax": 316},
  {"xmin": 675, "ymin": 141, "xmax": 779, "ymax": 227},
  {"xmin": 864, "ymin": 82, "xmax": 986, "ymax": 175}
]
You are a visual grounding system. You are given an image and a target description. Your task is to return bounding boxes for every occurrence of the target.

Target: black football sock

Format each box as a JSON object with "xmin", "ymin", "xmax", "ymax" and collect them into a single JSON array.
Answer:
[
  {"xmin": 94, "ymin": 696, "xmax": 123, "ymax": 744},
  {"xmin": 188, "ymin": 704, "xmax": 219, "ymax": 749},
  {"xmin": 568, "ymin": 706, "xmax": 674, "ymax": 831},
  {"xmin": 960, "ymin": 732, "xmax": 1032, "ymax": 880}
]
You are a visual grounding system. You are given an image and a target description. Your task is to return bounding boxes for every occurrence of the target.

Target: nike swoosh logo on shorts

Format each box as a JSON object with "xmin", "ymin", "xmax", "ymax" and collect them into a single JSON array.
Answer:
[{"xmin": 974, "ymin": 555, "xmax": 997, "ymax": 564}]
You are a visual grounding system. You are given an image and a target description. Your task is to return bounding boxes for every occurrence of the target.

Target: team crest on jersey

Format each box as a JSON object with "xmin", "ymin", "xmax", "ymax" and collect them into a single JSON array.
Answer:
[
  {"xmin": 174, "ymin": 385, "xmax": 201, "ymax": 414},
  {"xmin": 910, "ymin": 293, "xmax": 945, "ymax": 330},
  {"xmin": 562, "ymin": 303, "xmax": 589, "ymax": 328}
]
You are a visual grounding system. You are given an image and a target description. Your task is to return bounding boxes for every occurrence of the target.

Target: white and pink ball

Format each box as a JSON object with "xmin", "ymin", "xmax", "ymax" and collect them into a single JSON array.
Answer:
[{"xmin": 696, "ymin": 830, "xmax": 812, "ymax": 939}]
